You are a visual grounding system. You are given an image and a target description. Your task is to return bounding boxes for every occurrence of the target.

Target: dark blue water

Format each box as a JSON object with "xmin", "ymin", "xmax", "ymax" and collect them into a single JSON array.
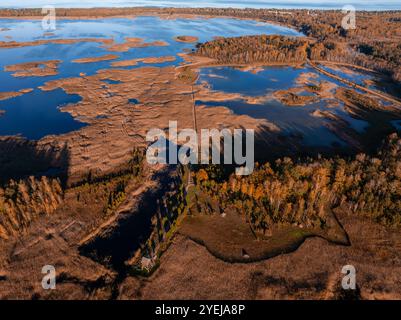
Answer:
[
  {"xmin": 0, "ymin": 88, "xmax": 85, "ymax": 140},
  {"xmin": 102, "ymin": 79, "xmax": 123, "ymax": 85},
  {"xmin": 392, "ymin": 120, "xmax": 401, "ymax": 130},
  {"xmin": 129, "ymin": 98, "xmax": 139, "ymax": 104}
]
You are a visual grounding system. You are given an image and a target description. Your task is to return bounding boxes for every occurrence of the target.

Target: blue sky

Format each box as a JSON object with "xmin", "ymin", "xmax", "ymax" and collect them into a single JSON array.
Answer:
[{"xmin": 0, "ymin": 0, "xmax": 400, "ymax": 10}]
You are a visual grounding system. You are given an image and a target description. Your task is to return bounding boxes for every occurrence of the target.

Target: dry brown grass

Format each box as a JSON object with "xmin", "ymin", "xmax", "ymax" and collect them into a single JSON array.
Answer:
[{"xmin": 137, "ymin": 209, "xmax": 401, "ymax": 300}]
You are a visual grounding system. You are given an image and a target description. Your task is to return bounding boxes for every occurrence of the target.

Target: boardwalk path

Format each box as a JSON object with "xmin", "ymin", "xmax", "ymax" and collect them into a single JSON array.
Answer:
[{"xmin": 308, "ymin": 59, "xmax": 401, "ymax": 107}]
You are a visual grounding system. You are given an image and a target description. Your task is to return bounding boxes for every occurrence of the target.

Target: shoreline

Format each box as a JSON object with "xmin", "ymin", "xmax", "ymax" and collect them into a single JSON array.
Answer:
[{"xmin": 0, "ymin": 6, "xmax": 400, "ymax": 13}]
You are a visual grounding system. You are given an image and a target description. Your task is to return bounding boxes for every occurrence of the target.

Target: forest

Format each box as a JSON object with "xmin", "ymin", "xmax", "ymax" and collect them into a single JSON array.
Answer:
[
  {"xmin": 195, "ymin": 35, "xmax": 309, "ymax": 64},
  {"xmin": 193, "ymin": 134, "xmax": 401, "ymax": 235}
]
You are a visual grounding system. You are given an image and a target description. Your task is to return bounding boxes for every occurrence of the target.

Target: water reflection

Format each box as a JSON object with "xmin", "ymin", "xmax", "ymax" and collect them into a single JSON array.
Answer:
[
  {"xmin": 197, "ymin": 65, "xmax": 382, "ymax": 148},
  {"xmin": 0, "ymin": 17, "xmax": 302, "ymax": 139}
]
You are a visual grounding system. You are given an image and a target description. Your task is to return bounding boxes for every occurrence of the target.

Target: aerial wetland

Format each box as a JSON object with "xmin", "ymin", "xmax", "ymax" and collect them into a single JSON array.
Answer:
[
  {"xmin": 0, "ymin": 16, "xmax": 399, "ymax": 151},
  {"xmin": 0, "ymin": 14, "xmax": 400, "ymax": 251},
  {"xmin": 0, "ymin": 10, "xmax": 400, "ymax": 300}
]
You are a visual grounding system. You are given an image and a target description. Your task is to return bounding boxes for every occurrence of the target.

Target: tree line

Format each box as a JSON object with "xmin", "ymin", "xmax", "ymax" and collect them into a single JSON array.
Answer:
[{"xmin": 195, "ymin": 35, "xmax": 309, "ymax": 64}]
